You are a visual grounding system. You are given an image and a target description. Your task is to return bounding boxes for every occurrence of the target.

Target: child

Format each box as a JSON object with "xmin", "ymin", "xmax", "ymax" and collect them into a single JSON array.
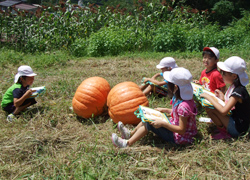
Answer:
[
  {"xmin": 1, "ymin": 65, "xmax": 37, "ymax": 122},
  {"xmin": 193, "ymin": 47, "xmax": 226, "ymax": 93},
  {"xmin": 112, "ymin": 67, "xmax": 197, "ymax": 148},
  {"xmin": 200, "ymin": 56, "xmax": 250, "ymax": 139},
  {"xmin": 140, "ymin": 57, "xmax": 178, "ymax": 96}
]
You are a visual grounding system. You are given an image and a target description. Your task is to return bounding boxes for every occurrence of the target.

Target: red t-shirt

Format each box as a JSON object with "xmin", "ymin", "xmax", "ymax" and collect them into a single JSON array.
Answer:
[{"xmin": 199, "ymin": 68, "xmax": 225, "ymax": 93}]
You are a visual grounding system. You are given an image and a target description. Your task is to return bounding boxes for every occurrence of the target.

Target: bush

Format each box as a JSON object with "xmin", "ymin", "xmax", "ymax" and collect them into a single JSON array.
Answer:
[
  {"xmin": 69, "ymin": 38, "xmax": 87, "ymax": 57},
  {"xmin": 87, "ymin": 27, "xmax": 140, "ymax": 57},
  {"xmin": 152, "ymin": 23, "xmax": 186, "ymax": 52}
]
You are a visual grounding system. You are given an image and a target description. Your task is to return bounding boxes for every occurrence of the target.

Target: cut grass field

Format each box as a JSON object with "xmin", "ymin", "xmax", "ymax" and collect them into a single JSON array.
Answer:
[{"xmin": 0, "ymin": 50, "xmax": 250, "ymax": 179}]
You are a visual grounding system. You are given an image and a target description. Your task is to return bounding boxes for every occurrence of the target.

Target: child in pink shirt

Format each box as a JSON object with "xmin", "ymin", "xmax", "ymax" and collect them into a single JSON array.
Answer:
[{"xmin": 111, "ymin": 67, "xmax": 197, "ymax": 148}]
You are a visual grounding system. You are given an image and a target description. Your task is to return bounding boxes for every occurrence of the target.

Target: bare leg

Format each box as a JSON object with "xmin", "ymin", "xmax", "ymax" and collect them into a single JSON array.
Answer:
[
  {"xmin": 127, "ymin": 123, "xmax": 148, "ymax": 146},
  {"xmin": 12, "ymin": 103, "xmax": 31, "ymax": 115},
  {"xmin": 143, "ymin": 85, "xmax": 154, "ymax": 95},
  {"xmin": 206, "ymin": 108, "xmax": 230, "ymax": 128},
  {"xmin": 140, "ymin": 84, "xmax": 148, "ymax": 91}
]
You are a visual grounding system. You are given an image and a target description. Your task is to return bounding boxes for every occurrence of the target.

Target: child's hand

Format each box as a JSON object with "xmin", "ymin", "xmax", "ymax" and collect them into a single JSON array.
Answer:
[
  {"xmin": 200, "ymin": 92, "xmax": 210, "ymax": 99},
  {"xmin": 143, "ymin": 78, "xmax": 150, "ymax": 83},
  {"xmin": 193, "ymin": 80, "xmax": 200, "ymax": 84},
  {"xmin": 25, "ymin": 89, "xmax": 36, "ymax": 98},
  {"xmin": 214, "ymin": 89, "xmax": 224, "ymax": 100},
  {"xmin": 154, "ymin": 108, "xmax": 165, "ymax": 112},
  {"xmin": 150, "ymin": 118, "xmax": 164, "ymax": 129}
]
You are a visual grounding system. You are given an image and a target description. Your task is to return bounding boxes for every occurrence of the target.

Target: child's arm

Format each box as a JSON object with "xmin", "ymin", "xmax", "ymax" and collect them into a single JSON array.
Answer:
[
  {"xmin": 200, "ymin": 93, "xmax": 238, "ymax": 116},
  {"xmin": 154, "ymin": 107, "xmax": 172, "ymax": 114},
  {"xmin": 14, "ymin": 89, "xmax": 35, "ymax": 107},
  {"xmin": 151, "ymin": 116, "xmax": 188, "ymax": 135},
  {"xmin": 151, "ymin": 73, "xmax": 161, "ymax": 79}
]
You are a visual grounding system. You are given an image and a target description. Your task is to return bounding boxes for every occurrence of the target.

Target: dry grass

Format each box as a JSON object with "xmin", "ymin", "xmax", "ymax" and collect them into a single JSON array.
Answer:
[{"xmin": 1, "ymin": 53, "xmax": 250, "ymax": 179}]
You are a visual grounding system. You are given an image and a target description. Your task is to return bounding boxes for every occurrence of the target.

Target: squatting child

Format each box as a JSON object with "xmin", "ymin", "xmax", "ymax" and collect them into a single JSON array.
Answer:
[
  {"xmin": 1, "ymin": 65, "xmax": 37, "ymax": 122},
  {"xmin": 112, "ymin": 67, "xmax": 197, "ymax": 148}
]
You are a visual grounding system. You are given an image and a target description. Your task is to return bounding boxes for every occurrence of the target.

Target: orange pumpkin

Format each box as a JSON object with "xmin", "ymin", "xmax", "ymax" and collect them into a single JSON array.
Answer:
[
  {"xmin": 72, "ymin": 77, "xmax": 111, "ymax": 118},
  {"xmin": 107, "ymin": 81, "xmax": 149, "ymax": 125}
]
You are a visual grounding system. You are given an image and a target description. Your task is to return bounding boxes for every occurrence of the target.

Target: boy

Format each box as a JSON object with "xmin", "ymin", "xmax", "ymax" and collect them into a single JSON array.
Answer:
[
  {"xmin": 140, "ymin": 57, "xmax": 178, "ymax": 96},
  {"xmin": 1, "ymin": 65, "xmax": 37, "ymax": 122},
  {"xmin": 193, "ymin": 47, "xmax": 226, "ymax": 93}
]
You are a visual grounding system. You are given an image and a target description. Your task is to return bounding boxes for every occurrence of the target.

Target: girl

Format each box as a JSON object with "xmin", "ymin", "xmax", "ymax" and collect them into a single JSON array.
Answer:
[
  {"xmin": 200, "ymin": 56, "xmax": 250, "ymax": 139},
  {"xmin": 140, "ymin": 57, "xmax": 178, "ymax": 97},
  {"xmin": 1, "ymin": 65, "xmax": 37, "ymax": 122},
  {"xmin": 112, "ymin": 67, "xmax": 197, "ymax": 148}
]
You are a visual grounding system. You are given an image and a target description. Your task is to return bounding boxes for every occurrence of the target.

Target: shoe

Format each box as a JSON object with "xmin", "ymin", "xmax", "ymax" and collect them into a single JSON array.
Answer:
[
  {"xmin": 7, "ymin": 114, "xmax": 16, "ymax": 123},
  {"xmin": 117, "ymin": 121, "xmax": 130, "ymax": 139},
  {"xmin": 111, "ymin": 133, "xmax": 128, "ymax": 148},
  {"xmin": 211, "ymin": 127, "xmax": 231, "ymax": 140}
]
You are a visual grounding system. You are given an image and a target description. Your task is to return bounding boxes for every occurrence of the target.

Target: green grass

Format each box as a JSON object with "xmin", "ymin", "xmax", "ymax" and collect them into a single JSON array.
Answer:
[{"xmin": 0, "ymin": 49, "xmax": 250, "ymax": 179}]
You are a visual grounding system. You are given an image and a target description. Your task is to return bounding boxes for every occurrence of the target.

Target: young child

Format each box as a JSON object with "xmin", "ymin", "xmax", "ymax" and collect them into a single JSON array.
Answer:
[
  {"xmin": 1, "ymin": 65, "xmax": 37, "ymax": 122},
  {"xmin": 193, "ymin": 47, "xmax": 226, "ymax": 93},
  {"xmin": 200, "ymin": 56, "xmax": 250, "ymax": 139},
  {"xmin": 112, "ymin": 67, "xmax": 197, "ymax": 148},
  {"xmin": 140, "ymin": 57, "xmax": 178, "ymax": 96}
]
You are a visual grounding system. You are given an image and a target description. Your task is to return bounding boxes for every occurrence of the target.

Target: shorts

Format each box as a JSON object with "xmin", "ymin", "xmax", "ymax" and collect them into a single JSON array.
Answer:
[
  {"xmin": 2, "ymin": 98, "xmax": 37, "ymax": 114},
  {"xmin": 145, "ymin": 122, "xmax": 175, "ymax": 143},
  {"xmin": 227, "ymin": 116, "xmax": 240, "ymax": 138}
]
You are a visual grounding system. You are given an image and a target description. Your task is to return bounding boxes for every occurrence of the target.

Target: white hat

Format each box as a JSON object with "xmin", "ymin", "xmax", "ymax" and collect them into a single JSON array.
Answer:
[
  {"xmin": 163, "ymin": 67, "xmax": 193, "ymax": 100},
  {"xmin": 14, "ymin": 65, "xmax": 37, "ymax": 83},
  {"xmin": 203, "ymin": 47, "xmax": 220, "ymax": 59},
  {"xmin": 156, "ymin": 57, "xmax": 178, "ymax": 69},
  {"xmin": 217, "ymin": 56, "xmax": 249, "ymax": 86}
]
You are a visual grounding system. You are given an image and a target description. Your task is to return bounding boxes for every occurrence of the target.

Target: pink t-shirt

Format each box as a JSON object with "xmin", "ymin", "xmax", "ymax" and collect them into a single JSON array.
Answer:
[
  {"xmin": 199, "ymin": 68, "xmax": 225, "ymax": 93},
  {"xmin": 170, "ymin": 99, "xmax": 197, "ymax": 144}
]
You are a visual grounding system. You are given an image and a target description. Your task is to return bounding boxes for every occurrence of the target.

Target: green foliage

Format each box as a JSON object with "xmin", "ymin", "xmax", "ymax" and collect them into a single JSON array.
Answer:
[
  {"xmin": 69, "ymin": 38, "xmax": 87, "ymax": 57},
  {"xmin": 0, "ymin": 1, "xmax": 250, "ymax": 56},
  {"xmin": 152, "ymin": 23, "xmax": 186, "ymax": 52},
  {"xmin": 87, "ymin": 27, "xmax": 139, "ymax": 56},
  {"xmin": 212, "ymin": 0, "xmax": 234, "ymax": 26}
]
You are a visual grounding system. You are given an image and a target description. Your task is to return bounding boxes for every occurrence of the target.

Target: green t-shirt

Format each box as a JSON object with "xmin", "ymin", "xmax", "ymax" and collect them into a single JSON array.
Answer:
[{"xmin": 1, "ymin": 83, "xmax": 22, "ymax": 108}]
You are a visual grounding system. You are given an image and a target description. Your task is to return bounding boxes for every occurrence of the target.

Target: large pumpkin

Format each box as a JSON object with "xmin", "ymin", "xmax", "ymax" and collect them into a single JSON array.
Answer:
[
  {"xmin": 107, "ymin": 81, "xmax": 149, "ymax": 125},
  {"xmin": 72, "ymin": 77, "xmax": 111, "ymax": 118}
]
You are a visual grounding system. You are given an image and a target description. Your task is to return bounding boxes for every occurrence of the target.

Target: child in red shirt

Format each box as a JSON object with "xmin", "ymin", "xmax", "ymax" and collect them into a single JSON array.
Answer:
[{"xmin": 193, "ymin": 47, "xmax": 226, "ymax": 93}]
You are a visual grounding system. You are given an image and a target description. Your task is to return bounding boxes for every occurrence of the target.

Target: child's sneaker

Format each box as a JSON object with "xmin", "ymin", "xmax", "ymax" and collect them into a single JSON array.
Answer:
[
  {"xmin": 211, "ymin": 127, "xmax": 231, "ymax": 140},
  {"xmin": 6, "ymin": 114, "xmax": 16, "ymax": 123},
  {"xmin": 111, "ymin": 133, "xmax": 128, "ymax": 148},
  {"xmin": 117, "ymin": 121, "xmax": 131, "ymax": 139}
]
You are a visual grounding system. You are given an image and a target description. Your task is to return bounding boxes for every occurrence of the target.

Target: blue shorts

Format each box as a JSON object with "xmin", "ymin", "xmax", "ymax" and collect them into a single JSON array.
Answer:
[
  {"xmin": 145, "ymin": 122, "xmax": 175, "ymax": 143},
  {"xmin": 227, "ymin": 116, "xmax": 240, "ymax": 138}
]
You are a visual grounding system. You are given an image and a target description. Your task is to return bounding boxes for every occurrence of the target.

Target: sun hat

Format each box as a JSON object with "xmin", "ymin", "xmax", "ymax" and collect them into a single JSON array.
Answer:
[
  {"xmin": 14, "ymin": 65, "xmax": 37, "ymax": 83},
  {"xmin": 163, "ymin": 67, "xmax": 193, "ymax": 100},
  {"xmin": 156, "ymin": 57, "xmax": 178, "ymax": 69},
  {"xmin": 203, "ymin": 47, "xmax": 220, "ymax": 59},
  {"xmin": 217, "ymin": 56, "xmax": 249, "ymax": 86}
]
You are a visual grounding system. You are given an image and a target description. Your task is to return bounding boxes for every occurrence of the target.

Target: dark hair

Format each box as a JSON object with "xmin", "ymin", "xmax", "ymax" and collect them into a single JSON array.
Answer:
[
  {"xmin": 168, "ymin": 82, "xmax": 182, "ymax": 100},
  {"xmin": 202, "ymin": 50, "xmax": 217, "ymax": 59},
  {"xmin": 233, "ymin": 74, "xmax": 242, "ymax": 88},
  {"xmin": 17, "ymin": 76, "xmax": 27, "ymax": 84}
]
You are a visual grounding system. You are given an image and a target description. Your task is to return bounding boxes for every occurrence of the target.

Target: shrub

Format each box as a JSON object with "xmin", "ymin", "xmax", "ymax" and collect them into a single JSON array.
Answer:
[
  {"xmin": 152, "ymin": 23, "xmax": 186, "ymax": 52},
  {"xmin": 69, "ymin": 38, "xmax": 87, "ymax": 57},
  {"xmin": 87, "ymin": 27, "xmax": 140, "ymax": 56}
]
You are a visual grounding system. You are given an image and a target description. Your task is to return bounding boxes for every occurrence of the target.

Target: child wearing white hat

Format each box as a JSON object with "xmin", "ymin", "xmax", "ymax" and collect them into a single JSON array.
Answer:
[
  {"xmin": 112, "ymin": 67, "xmax": 197, "ymax": 148},
  {"xmin": 193, "ymin": 47, "xmax": 226, "ymax": 93},
  {"xmin": 200, "ymin": 56, "xmax": 250, "ymax": 139},
  {"xmin": 1, "ymin": 65, "xmax": 37, "ymax": 122},
  {"xmin": 140, "ymin": 57, "xmax": 178, "ymax": 97}
]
